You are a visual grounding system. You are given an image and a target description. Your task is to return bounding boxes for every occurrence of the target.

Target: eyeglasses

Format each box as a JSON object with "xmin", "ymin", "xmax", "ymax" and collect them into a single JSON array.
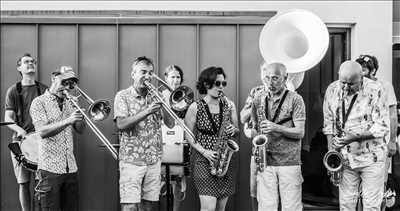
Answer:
[
  {"xmin": 214, "ymin": 80, "xmax": 227, "ymax": 87},
  {"xmin": 23, "ymin": 59, "xmax": 36, "ymax": 65},
  {"xmin": 340, "ymin": 80, "xmax": 361, "ymax": 87},
  {"xmin": 263, "ymin": 75, "xmax": 281, "ymax": 82}
]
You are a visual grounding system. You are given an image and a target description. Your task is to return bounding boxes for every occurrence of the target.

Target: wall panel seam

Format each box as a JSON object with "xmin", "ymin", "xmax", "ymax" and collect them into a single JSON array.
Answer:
[{"xmin": 36, "ymin": 24, "xmax": 40, "ymax": 80}]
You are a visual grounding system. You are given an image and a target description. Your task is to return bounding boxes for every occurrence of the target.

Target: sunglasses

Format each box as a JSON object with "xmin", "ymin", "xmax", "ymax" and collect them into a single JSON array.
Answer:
[
  {"xmin": 214, "ymin": 80, "xmax": 227, "ymax": 87},
  {"xmin": 62, "ymin": 80, "xmax": 77, "ymax": 88}
]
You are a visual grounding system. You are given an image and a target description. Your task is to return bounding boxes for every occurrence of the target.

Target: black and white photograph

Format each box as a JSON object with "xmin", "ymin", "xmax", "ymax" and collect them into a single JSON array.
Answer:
[{"xmin": 1, "ymin": 1, "xmax": 399, "ymax": 210}]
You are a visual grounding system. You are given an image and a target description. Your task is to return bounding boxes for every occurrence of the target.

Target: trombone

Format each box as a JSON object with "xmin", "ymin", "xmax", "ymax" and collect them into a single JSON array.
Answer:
[
  {"xmin": 143, "ymin": 75, "xmax": 196, "ymax": 141},
  {"xmin": 63, "ymin": 86, "xmax": 118, "ymax": 160}
]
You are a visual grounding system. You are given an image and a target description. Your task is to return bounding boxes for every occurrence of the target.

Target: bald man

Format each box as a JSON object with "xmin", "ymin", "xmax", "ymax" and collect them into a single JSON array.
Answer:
[
  {"xmin": 323, "ymin": 60, "xmax": 390, "ymax": 210},
  {"xmin": 250, "ymin": 62, "xmax": 306, "ymax": 211}
]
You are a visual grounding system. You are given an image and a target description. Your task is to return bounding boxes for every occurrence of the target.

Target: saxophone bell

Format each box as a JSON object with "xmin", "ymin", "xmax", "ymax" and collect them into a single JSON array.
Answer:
[{"xmin": 323, "ymin": 149, "xmax": 344, "ymax": 186}]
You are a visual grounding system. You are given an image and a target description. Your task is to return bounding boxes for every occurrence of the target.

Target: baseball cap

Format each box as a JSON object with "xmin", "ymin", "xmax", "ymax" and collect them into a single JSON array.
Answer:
[{"xmin": 53, "ymin": 66, "xmax": 78, "ymax": 83}]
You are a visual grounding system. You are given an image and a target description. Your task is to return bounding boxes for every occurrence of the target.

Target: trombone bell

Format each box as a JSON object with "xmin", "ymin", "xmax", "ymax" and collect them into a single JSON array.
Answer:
[
  {"xmin": 89, "ymin": 100, "xmax": 111, "ymax": 122},
  {"xmin": 170, "ymin": 86, "xmax": 194, "ymax": 118},
  {"xmin": 150, "ymin": 75, "xmax": 194, "ymax": 119}
]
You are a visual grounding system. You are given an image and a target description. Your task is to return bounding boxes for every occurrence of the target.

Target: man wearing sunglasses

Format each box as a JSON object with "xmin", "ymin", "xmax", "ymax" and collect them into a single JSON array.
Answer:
[
  {"xmin": 323, "ymin": 61, "xmax": 389, "ymax": 210},
  {"xmin": 250, "ymin": 62, "xmax": 306, "ymax": 211},
  {"xmin": 4, "ymin": 53, "xmax": 47, "ymax": 211},
  {"xmin": 30, "ymin": 66, "xmax": 84, "ymax": 211}
]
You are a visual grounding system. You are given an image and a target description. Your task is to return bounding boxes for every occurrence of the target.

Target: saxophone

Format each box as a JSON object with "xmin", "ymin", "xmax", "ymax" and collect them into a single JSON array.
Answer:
[
  {"xmin": 323, "ymin": 87, "xmax": 346, "ymax": 186},
  {"xmin": 210, "ymin": 92, "xmax": 240, "ymax": 177},
  {"xmin": 252, "ymin": 134, "xmax": 268, "ymax": 172},
  {"xmin": 251, "ymin": 91, "xmax": 271, "ymax": 173}
]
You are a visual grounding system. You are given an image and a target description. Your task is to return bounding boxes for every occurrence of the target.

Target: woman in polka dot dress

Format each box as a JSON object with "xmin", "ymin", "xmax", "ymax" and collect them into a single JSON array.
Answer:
[{"xmin": 184, "ymin": 66, "xmax": 239, "ymax": 211}]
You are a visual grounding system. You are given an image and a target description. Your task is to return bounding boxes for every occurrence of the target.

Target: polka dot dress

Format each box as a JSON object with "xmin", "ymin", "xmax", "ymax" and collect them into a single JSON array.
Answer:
[{"xmin": 190, "ymin": 99, "xmax": 236, "ymax": 199}]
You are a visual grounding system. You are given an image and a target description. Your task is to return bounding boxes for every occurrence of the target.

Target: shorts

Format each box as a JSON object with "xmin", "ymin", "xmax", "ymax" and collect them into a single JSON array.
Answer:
[
  {"xmin": 119, "ymin": 161, "xmax": 162, "ymax": 203},
  {"xmin": 257, "ymin": 165, "xmax": 303, "ymax": 211},
  {"xmin": 11, "ymin": 151, "xmax": 33, "ymax": 184}
]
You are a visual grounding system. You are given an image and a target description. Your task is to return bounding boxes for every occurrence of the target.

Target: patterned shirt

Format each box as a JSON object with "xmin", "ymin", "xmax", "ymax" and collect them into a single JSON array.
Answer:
[
  {"xmin": 30, "ymin": 90, "xmax": 78, "ymax": 174},
  {"xmin": 243, "ymin": 85, "xmax": 265, "ymax": 110},
  {"xmin": 251, "ymin": 88, "xmax": 306, "ymax": 166},
  {"xmin": 323, "ymin": 77, "xmax": 390, "ymax": 168},
  {"xmin": 114, "ymin": 86, "xmax": 162, "ymax": 166}
]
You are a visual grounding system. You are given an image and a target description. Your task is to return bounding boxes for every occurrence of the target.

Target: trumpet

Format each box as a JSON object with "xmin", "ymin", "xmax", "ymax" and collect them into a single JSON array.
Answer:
[
  {"xmin": 252, "ymin": 134, "xmax": 268, "ymax": 172},
  {"xmin": 63, "ymin": 86, "xmax": 118, "ymax": 160}
]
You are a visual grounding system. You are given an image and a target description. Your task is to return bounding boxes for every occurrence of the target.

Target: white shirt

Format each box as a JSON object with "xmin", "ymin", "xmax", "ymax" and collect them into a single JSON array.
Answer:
[{"xmin": 378, "ymin": 79, "xmax": 397, "ymax": 107}]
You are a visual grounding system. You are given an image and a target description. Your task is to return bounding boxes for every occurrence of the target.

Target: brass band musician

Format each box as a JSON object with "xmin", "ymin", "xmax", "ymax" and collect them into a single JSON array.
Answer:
[
  {"xmin": 30, "ymin": 66, "xmax": 84, "ymax": 211},
  {"xmin": 322, "ymin": 61, "xmax": 389, "ymax": 210},
  {"xmin": 160, "ymin": 65, "xmax": 188, "ymax": 211},
  {"xmin": 184, "ymin": 66, "xmax": 239, "ymax": 211},
  {"xmin": 250, "ymin": 62, "xmax": 306, "ymax": 211},
  {"xmin": 114, "ymin": 56, "xmax": 172, "ymax": 211}
]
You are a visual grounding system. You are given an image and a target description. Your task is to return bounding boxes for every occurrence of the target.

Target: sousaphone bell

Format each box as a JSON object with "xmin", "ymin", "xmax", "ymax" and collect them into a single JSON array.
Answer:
[{"xmin": 259, "ymin": 9, "xmax": 330, "ymax": 90}]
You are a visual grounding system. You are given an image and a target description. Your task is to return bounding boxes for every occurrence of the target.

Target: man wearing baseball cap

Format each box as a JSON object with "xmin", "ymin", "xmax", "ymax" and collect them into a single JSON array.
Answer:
[{"xmin": 30, "ymin": 66, "xmax": 85, "ymax": 211}]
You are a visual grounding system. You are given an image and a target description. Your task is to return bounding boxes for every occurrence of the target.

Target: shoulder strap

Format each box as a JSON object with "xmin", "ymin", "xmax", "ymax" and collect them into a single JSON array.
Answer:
[
  {"xmin": 15, "ymin": 82, "xmax": 23, "ymax": 125},
  {"xmin": 341, "ymin": 94, "xmax": 358, "ymax": 128},
  {"xmin": 34, "ymin": 81, "xmax": 42, "ymax": 95},
  {"xmin": 272, "ymin": 90, "xmax": 289, "ymax": 122},
  {"xmin": 265, "ymin": 90, "xmax": 289, "ymax": 123}
]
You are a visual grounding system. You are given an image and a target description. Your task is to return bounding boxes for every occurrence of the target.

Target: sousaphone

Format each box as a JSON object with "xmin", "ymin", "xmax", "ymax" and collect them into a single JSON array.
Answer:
[{"xmin": 259, "ymin": 9, "xmax": 329, "ymax": 90}]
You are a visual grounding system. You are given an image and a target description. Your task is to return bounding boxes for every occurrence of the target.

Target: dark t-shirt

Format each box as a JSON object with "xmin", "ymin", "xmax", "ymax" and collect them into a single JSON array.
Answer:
[{"xmin": 5, "ymin": 82, "xmax": 48, "ymax": 134}]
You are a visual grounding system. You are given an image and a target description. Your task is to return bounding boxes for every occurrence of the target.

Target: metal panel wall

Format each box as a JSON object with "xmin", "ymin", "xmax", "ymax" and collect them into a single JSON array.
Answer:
[
  {"xmin": 159, "ymin": 25, "xmax": 197, "ymax": 90},
  {"xmin": 1, "ymin": 15, "xmax": 348, "ymax": 210},
  {"xmin": 119, "ymin": 25, "xmax": 157, "ymax": 90},
  {"xmin": 78, "ymin": 25, "xmax": 119, "ymax": 211}
]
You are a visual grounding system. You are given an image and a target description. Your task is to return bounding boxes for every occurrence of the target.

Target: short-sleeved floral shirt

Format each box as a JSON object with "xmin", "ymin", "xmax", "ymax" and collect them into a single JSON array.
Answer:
[
  {"xmin": 323, "ymin": 77, "xmax": 390, "ymax": 168},
  {"xmin": 114, "ymin": 86, "xmax": 162, "ymax": 166},
  {"xmin": 30, "ymin": 90, "xmax": 77, "ymax": 174}
]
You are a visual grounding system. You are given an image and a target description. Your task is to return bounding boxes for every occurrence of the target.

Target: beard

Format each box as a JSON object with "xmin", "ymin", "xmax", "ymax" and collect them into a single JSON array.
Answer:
[{"xmin": 136, "ymin": 86, "xmax": 148, "ymax": 96}]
